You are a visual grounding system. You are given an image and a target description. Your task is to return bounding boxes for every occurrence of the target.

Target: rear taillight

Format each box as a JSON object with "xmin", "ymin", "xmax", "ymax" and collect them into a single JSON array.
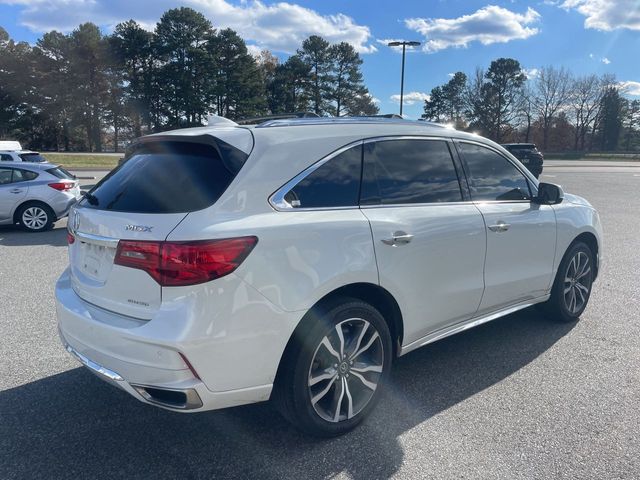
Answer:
[
  {"xmin": 48, "ymin": 181, "xmax": 75, "ymax": 191},
  {"xmin": 67, "ymin": 231, "xmax": 75, "ymax": 244},
  {"xmin": 114, "ymin": 236, "xmax": 258, "ymax": 287}
]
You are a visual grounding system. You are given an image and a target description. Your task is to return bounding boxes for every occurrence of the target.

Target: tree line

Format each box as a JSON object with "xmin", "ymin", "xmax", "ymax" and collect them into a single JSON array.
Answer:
[
  {"xmin": 0, "ymin": 7, "xmax": 378, "ymax": 152},
  {"xmin": 422, "ymin": 58, "xmax": 640, "ymax": 152}
]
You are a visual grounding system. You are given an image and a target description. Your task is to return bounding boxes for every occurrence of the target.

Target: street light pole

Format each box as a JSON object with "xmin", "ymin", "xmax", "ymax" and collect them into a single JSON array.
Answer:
[{"xmin": 387, "ymin": 40, "xmax": 421, "ymax": 116}]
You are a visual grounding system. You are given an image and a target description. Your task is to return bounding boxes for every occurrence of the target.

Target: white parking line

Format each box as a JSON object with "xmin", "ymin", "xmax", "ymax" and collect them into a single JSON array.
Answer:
[{"xmin": 543, "ymin": 174, "xmax": 557, "ymax": 178}]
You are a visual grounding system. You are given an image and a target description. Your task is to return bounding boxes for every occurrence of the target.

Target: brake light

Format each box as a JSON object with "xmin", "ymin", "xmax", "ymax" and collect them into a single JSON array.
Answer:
[
  {"xmin": 67, "ymin": 231, "xmax": 75, "ymax": 244},
  {"xmin": 48, "ymin": 181, "xmax": 75, "ymax": 191},
  {"xmin": 114, "ymin": 236, "xmax": 258, "ymax": 287}
]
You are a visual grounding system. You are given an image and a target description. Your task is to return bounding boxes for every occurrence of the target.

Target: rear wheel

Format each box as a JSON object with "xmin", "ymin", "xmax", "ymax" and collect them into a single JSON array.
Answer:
[
  {"xmin": 17, "ymin": 203, "xmax": 54, "ymax": 232},
  {"xmin": 273, "ymin": 299, "xmax": 393, "ymax": 437},
  {"xmin": 542, "ymin": 241, "xmax": 595, "ymax": 322}
]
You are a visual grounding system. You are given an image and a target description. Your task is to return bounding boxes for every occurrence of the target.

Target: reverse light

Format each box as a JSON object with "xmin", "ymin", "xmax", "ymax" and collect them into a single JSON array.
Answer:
[
  {"xmin": 48, "ymin": 181, "xmax": 75, "ymax": 191},
  {"xmin": 114, "ymin": 236, "xmax": 258, "ymax": 287}
]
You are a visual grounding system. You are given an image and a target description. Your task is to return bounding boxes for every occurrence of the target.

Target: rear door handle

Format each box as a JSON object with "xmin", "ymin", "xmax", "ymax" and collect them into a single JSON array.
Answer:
[
  {"xmin": 381, "ymin": 231, "xmax": 414, "ymax": 246},
  {"xmin": 10, "ymin": 189, "xmax": 23, "ymax": 194},
  {"xmin": 488, "ymin": 221, "xmax": 510, "ymax": 233}
]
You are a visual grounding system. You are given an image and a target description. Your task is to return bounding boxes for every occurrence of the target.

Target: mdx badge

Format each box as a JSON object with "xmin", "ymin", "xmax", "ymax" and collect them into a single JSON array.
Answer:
[{"xmin": 125, "ymin": 225, "xmax": 153, "ymax": 232}]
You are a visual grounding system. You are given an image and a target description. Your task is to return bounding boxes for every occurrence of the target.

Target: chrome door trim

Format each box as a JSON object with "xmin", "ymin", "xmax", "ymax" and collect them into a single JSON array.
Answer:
[{"xmin": 399, "ymin": 296, "xmax": 550, "ymax": 356}]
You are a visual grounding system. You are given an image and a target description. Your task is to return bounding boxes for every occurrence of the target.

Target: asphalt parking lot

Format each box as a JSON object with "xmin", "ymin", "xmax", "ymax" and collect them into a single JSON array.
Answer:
[{"xmin": 1, "ymin": 163, "xmax": 639, "ymax": 479}]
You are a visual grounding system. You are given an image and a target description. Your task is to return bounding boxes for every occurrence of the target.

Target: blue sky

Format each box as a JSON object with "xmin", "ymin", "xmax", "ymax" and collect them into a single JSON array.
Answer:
[{"xmin": 1, "ymin": 0, "xmax": 639, "ymax": 118}]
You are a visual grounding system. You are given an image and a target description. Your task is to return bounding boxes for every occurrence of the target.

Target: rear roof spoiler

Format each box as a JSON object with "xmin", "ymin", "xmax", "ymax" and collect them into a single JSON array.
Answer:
[{"xmin": 124, "ymin": 134, "xmax": 251, "ymax": 174}]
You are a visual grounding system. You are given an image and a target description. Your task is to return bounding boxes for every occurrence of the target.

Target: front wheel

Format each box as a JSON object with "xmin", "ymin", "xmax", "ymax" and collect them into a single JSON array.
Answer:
[
  {"xmin": 542, "ymin": 241, "xmax": 595, "ymax": 322},
  {"xmin": 273, "ymin": 299, "xmax": 393, "ymax": 436}
]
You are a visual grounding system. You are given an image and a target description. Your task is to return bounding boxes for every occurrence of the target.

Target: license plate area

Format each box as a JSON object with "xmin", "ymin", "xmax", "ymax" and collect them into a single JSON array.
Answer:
[{"xmin": 78, "ymin": 241, "xmax": 116, "ymax": 281}]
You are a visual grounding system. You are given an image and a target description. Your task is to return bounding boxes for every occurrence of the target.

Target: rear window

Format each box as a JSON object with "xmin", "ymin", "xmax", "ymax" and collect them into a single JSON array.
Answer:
[
  {"xmin": 81, "ymin": 141, "xmax": 244, "ymax": 214},
  {"xmin": 46, "ymin": 166, "xmax": 75, "ymax": 179},
  {"xmin": 19, "ymin": 153, "xmax": 48, "ymax": 162}
]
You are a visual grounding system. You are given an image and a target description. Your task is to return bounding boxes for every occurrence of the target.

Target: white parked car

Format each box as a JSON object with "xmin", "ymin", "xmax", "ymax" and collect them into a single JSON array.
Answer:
[
  {"xmin": 0, "ymin": 142, "xmax": 50, "ymax": 163},
  {"xmin": 0, "ymin": 162, "xmax": 81, "ymax": 231},
  {"xmin": 56, "ymin": 118, "xmax": 602, "ymax": 436}
]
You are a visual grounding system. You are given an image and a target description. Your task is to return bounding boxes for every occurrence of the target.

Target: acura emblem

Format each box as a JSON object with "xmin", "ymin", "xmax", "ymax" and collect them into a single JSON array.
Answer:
[{"xmin": 72, "ymin": 210, "xmax": 80, "ymax": 231}]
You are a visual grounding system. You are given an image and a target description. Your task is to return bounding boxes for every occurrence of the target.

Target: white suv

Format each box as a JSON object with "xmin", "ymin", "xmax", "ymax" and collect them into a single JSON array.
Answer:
[{"xmin": 56, "ymin": 118, "xmax": 602, "ymax": 436}]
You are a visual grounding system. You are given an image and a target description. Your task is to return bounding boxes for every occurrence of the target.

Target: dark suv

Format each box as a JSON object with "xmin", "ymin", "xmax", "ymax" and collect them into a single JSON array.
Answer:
[{"xmin": 502, "ymin": 143, "xmax": 543, "ymax": 178}]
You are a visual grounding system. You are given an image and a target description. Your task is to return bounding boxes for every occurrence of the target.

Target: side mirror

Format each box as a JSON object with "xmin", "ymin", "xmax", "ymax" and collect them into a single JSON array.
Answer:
[{"xmin": 533, "ymin": 182, "xmax": 564, "ymax": 205}]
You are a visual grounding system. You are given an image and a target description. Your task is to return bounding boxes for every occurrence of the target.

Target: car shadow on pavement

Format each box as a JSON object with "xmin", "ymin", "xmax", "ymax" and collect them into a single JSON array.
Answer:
[
  {"xmin": 0, "ymin": 308, "xmax": 574, "ymax": 480},
  {"xmin": 0, "ymin": 222, "xmax": 67, "ymax": 247}
]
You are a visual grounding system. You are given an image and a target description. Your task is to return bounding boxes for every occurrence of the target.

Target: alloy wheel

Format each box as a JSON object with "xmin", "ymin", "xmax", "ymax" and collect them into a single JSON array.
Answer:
[
  {"xmin": 308, "ymin": 318, "xmax": 384, "ymax": 423},
  {"xmin": 22, "ymin": 206, "xmax": 49, "ymax": 230},
  {"xmin": 563, "ymin": 251, "xmax": 592, "ymax": 314}
]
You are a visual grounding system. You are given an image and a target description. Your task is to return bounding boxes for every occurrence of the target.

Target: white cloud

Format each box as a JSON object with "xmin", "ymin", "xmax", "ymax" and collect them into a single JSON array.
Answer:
[
  {"xmin": 405, "ymin": 5, "xmax": 541, "ymax": 53},
  {"xmin": 619, "ymin": 81, "xmax": 640, "ymax": 96},
  {"xmin": 390, "ymin": 91, "xmax": 430, "ymax": 105},
  {"xmin": 523, "ymin": 68, "xmax": 540, "ymax": 78},
  {"xmin": 601, "ymin": 57, "xmax": 611, "ymax": 64},
  {"xmin": 560, "ymin": 0, "xmax": 640, "ymax": 31},
  {"xmin": 246, "ymin": 44, "xmax": 264, "ymax": 57},
  {"xmin": 1, "ymin": 0, "xmax": 377, "ymax": 53}
]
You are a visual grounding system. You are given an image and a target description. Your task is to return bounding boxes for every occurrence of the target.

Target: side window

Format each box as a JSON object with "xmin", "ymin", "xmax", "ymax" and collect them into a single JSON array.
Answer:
[
  {"xmin": 284, "ymin": 144, "xmax": 362, "ymax": 209},
  {"xmin": 0, "ymin": 154, "xmax": 13, "ymax": 161},
  {"xmin": 360, "ymin": 139, "xmax": 463, "ymax": 205},
  {"xmin": 0, "ymin": 168, "xmax": 13, "ymax": 185},
  {"xmin": 13, "ymin": 169, "xmax": 38, "ymax": 182},
  {"xmin": 458, "ymin": 143, "xmax": 531, "ymax": 201}
]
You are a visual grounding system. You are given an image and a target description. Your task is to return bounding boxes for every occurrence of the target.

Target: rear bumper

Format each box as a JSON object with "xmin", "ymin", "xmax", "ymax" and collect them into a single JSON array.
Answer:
[
  {"xmin": 49, "ymin": 192, "xmax": 78, "ymax": 219},
  {"xmin": 55, "ymin": 268, "xmax": 300, "ymax": 412},
  {"xmin": 59, "ymin": 335, "xmax": 205, "ymax": 410}
]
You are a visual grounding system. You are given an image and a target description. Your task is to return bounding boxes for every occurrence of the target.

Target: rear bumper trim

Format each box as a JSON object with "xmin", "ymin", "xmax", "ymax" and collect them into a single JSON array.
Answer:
[{"xmin": 65, "ymin": 343, "xmax": 124, "ymax": 382}]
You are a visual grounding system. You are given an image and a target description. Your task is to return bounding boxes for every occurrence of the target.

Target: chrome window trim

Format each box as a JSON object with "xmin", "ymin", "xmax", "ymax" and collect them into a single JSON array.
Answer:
[
  {"xmin": 269, "ymin": 135, "xmax": 465, "ymax": 212},
  {"xmin": 269, "ymin": 139, "xmax": 364, "ymax": 211},
  {"xmin": 359, "ymin": 199, "xmax": 531, "ymax": 210}
]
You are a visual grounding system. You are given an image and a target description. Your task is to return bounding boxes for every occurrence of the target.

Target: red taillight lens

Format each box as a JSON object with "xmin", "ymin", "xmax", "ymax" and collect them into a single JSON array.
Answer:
[
  {"xmin": 48, "ymin": 181, "xmax": 75, "ymax": 191},
  {"xmin": 114, "ymin": 237, "xmax": 257, "ymax": 287},
  {"xmin": 67, "ymin": 231, "xmax": 75, "ymax": 244}
]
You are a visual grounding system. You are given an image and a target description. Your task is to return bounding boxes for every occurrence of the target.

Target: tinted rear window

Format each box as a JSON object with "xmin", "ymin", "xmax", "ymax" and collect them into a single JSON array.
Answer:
[
  {"xmin": 19, "ymin": 153, "xmax": 47, "ymax": 162},
  {"xmin": 284, "ymin": 145, "xmax": 362, "ymax": 209},
  {"xmin": 81, "ymin": 141, "xmax": 242, "ymax": 213},
  {"xmin": 46, "ymin": 167, "xmax": 75, "ymax": 179}
]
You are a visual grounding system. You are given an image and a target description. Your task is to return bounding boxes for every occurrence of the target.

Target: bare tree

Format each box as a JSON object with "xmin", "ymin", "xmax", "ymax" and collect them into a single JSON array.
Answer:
[
  {"xmin": 568, "ymin": 74, "xmax": 605, "ymax": 151},
  {"xmin": 514, "ymin": 83, "xmax": 535, "ymax": 142},
  {"xmin": 532, "ymin": 66, "xmax": 572, "ymax": 151}
]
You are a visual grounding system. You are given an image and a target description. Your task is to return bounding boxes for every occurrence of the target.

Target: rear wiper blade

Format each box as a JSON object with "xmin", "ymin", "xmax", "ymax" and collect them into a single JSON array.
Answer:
[{"xmin": 82, "ymin": 192, "xmax": 99, "ymax": 205}]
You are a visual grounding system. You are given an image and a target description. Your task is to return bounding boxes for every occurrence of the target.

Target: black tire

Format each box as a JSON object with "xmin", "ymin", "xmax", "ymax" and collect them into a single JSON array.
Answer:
[
  {"xmin": 273, "ymin": 298, "xmax": 393, "ymax": 437},
  {"xmin": 16, "ymin": 202, "xmax": 55, "ymax": 232},
  {"xmin": 540, "ymin": 241, "xmax": 595, "ymax": 322}
]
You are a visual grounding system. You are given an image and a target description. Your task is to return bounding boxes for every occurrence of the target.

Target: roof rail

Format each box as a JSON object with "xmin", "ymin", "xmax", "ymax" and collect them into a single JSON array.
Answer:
[{"xmin": 236, "ymin": 112, "xmax": 320, "ymax": 125}]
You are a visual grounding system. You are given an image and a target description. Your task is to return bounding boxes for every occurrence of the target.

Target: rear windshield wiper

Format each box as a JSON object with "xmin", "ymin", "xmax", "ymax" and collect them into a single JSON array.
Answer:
[{"xmin": 83, "ymin": 192, "xmax": 99, "ymax": 206}]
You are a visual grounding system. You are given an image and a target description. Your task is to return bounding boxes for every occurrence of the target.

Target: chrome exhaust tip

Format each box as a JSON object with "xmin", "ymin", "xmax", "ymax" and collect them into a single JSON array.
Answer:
[{"xmin": 132, "ymin": 385, "xmax": 203, "ymax": 410}]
